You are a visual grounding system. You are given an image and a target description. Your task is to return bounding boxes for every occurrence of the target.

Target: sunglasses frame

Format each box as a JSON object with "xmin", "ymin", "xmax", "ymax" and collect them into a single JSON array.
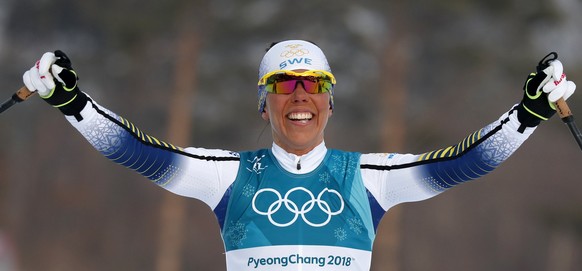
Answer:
[{"xmin": 258, "ymin": 70, "xmax": 336, "ymax": 95}]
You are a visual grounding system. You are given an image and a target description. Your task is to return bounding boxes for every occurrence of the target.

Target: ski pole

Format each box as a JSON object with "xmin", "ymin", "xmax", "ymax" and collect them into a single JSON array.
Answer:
[
  {"xmin": 0, "ymin": 86, "xmax": 35, "ymax": 114},
  {"xmin": 555, "ymin": 98, "xmax": 582, "ymax": 151}
]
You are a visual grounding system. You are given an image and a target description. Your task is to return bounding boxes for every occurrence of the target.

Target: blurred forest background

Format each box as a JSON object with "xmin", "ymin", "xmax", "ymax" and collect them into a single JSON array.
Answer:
[{"xmin": 0, "ymin": 0, "xmax": 581, "ymax": 270}]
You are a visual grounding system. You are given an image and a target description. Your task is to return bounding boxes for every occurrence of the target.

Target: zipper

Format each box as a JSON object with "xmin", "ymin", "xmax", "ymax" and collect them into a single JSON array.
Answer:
[{"xmin": 296, "ymin": 156, "xmax": 302, "ymax": 170}]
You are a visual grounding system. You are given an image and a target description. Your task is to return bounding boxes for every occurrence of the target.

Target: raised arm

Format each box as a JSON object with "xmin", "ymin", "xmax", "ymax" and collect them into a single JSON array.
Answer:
[
  {"xmin": 361, "ymin": 54, "xmax": 576, "ymax": 214},
  {"xmin": 22, "ymin": 51, "xmax": 241, "ymax": 209}
]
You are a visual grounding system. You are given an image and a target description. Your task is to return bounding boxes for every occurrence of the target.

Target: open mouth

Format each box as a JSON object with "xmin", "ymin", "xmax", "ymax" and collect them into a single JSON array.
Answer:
[{"xmin": 287, "ymin": 112, "xmax": 313, "ymax": 123}]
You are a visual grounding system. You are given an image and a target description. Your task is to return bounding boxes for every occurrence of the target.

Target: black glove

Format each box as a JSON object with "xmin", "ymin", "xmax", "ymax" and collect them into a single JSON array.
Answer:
[
  {"xmin": 23, "ymin": 50, "xmax": 88, "ymax": 120},
  {"xmin": 516, "ymin": 52, "xmax": 569, "ymax": 131}
]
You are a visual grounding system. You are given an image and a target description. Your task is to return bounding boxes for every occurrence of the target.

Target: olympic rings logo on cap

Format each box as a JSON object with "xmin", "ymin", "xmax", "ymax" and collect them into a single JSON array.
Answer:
[
  {"xmin": 280, "ymin": 48, "xmax": 310, "ymax": 58},
  {"xmin": 251, "ymin": 187, "xmax": 344, "ymax": 228}
]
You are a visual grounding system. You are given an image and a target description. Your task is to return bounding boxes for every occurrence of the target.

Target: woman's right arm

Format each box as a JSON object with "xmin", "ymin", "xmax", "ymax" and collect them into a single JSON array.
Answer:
[
  {"xmin": 67, "ymin": 98, "xmax": 241, "ymax": 209},
  {"xmin": 23, "ymin": 51, "xmax": 240, "ymax": 210}
]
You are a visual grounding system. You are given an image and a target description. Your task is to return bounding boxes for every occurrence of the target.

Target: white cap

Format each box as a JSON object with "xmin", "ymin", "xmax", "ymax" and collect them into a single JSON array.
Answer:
[
  {"xmin": 257, "ymin": 40, "xmax": 334, "ymax": 113},
  {"xmin": 258, "ymin": 40, "xmax": 332, "ymax": 79}
]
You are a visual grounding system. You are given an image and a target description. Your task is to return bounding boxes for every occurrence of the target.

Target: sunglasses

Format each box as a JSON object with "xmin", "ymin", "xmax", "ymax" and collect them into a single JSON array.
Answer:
[{"xmin": 258, "ymin": 70, "xmax": 336, "ymax": 94}]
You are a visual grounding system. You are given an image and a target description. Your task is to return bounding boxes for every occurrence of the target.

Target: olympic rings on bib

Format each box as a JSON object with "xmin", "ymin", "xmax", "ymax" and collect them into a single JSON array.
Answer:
[{"xmin": 251, "ymin": 187, "xmax": 344, "ymax": 228}]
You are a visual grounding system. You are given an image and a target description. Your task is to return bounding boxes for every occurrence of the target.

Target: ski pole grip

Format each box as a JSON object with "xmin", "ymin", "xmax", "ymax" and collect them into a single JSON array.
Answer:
[
  {"xmin": 13, "ymin": 86, "xmax": 35, "ymax": 102},
  {"xmin": 555, "ymin": 98, "xmax": 573, "ymax": 122}
]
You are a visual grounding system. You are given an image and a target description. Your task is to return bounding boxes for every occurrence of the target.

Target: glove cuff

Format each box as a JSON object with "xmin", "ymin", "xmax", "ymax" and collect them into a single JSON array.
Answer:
[
  {"xmin": 516, "ymin": 102, "xmax": 542, "ymax": 131},
  {"xmin": 58, "ymin": 91, "xmax": 88, "ymax": 117},
  {"xmin": 43, "ymin": 87, "xmax": 88, "ymax": 120}
]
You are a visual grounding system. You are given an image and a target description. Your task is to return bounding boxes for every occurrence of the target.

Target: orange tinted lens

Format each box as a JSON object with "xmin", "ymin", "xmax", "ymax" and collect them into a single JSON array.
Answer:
[
  {"xmin": 273, "ymin": 80, "xmax": 298, "ymax": 94},
  {"xmin": 273, "ymin": 80, "xmax": 320, "ymax": 94}
]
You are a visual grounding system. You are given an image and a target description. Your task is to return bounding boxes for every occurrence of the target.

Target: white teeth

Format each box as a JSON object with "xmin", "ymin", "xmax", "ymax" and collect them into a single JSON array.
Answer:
[{"xmin": 288, "ymin": 112, "xmax": 313, "ymax": 120}]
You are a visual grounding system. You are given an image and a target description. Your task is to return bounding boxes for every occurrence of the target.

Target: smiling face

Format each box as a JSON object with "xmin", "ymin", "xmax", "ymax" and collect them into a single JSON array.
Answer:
[
  {"xmin": 262, "ymin": 79, "xmax": 333, "ymax": 155},
  {"xmin": 257, "ymin": 40, "xmax": 335, "ymax": 155}
]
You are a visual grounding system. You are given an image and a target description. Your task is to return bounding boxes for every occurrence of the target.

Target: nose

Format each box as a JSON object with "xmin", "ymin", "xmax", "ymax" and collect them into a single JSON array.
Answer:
[{"xmin": 291, "ymin": 81, "xmax": 309, "ymax": 103}]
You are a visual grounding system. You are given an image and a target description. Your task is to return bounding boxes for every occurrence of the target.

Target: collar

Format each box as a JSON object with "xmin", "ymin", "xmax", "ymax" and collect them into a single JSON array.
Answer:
[{"xmin": 271, "ymin": 142, "xmax": 327, "ymax": 174}]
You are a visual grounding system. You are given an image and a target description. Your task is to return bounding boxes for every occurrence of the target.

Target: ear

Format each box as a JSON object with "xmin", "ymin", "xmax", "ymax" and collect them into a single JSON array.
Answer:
[{"xmin": 261, "ymin": 110, "xmax": 269, "ymax": 121}]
